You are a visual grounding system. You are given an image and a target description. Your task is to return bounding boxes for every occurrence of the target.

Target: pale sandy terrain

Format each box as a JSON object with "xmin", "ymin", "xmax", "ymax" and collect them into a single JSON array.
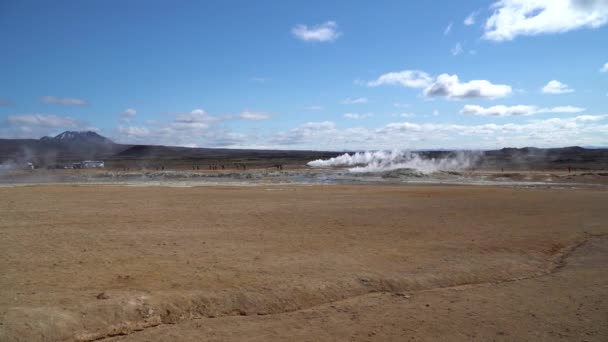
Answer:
[{"xmin": 1, "ymin": 185, "xmax": 607, "ymax": 341}]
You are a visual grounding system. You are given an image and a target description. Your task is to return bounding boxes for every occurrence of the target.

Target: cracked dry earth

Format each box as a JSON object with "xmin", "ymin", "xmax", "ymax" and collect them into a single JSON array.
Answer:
[{"xmin": 1, "ymin": 185, "xmax": 607, "ymax": 341}]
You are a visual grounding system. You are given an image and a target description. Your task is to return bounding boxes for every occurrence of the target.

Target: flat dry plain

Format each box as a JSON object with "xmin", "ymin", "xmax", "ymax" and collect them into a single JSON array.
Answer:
[{"xmin": 1, "ymin": 184, "xmax": 607, "ymax": 341}]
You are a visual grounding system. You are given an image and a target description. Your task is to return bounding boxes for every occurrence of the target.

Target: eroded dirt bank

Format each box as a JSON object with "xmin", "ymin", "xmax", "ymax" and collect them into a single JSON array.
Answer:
[{"xmin": 1, "ymin": 185, "xmax": 607, "ymax": 341}]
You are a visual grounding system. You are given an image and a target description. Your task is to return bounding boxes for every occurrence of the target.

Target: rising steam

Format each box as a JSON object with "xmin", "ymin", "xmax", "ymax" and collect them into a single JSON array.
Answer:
[{"xmin": 308, "ymin": 150, "xmax": 480, "ymax": 173}]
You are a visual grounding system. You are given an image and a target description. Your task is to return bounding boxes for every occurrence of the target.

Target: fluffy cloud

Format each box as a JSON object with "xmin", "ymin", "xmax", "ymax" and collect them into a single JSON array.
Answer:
[
  {"xmin": 102, "ymin": 113, "xmax": 608, "ymax": 150},
  {"xmin": 484, "ymin": 0, "xmax": 608, "ymax": 41},
  {"xmin": 41, "ymin": 96, "xmax": 87, "ymax": 106},
  {"xmin": 542, "ymin": 80, "xmax": 574, "ymax": 94},
  {"xmin": 343, "ymin": 113, "xmax": 373, "ymax": 120},
  {"xmin": 601, "ymin": 62, "xmax": 608, "ymax": 72},
  {"xmin": 174, "ymin": 109, "xmax": 219, "ymax": 127},
  {"xmin": 112, "ymin": 109, "xmax": 249, "ymax": 147},
  {"xmin": 260, "ymin": 115, "xmax": 608, "ymax": 150},
  {"xmin": 291, "ymin": 21, "xmax": 341, "ymax": 42},
  {"xmin": 7, "ymin": 114, "xmax": 79, "ymax": 128},
  {"xmin": 368, "ymin": 70, "xmax": 512, "ymax": 100},
  {"xmin": 424, "ymin": 74, "xmax": 512, "ymax": 100},
  {"xmin": 367, "ymin": 70, "xmax": 433, "ymax": 88},
  {"xmin": 342, "ymin": 97, "xmax": 368, "ymax": 104},
  {"xmin": 461, "ymin": 104, "xmax": 585, "ymax": 116},
  {"xmin": 240, "ymin": 111, "xmax": 270, "ymax": 121}
]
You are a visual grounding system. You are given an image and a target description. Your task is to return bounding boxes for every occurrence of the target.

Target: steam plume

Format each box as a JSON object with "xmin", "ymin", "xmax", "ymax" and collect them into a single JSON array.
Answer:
[{"xmin": 308, "ymin": 150, "xmax": 479, "ymax": 173}]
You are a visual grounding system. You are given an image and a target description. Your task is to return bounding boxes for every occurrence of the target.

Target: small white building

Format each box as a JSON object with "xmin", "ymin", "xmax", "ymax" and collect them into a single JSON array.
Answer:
[
  {"xmin": 73, "ymin": 161, "xmax": 105, "ymax": 169},
  {"xmin": 82, "ymin": 161, "xmax": 104, "ymax": 168}
]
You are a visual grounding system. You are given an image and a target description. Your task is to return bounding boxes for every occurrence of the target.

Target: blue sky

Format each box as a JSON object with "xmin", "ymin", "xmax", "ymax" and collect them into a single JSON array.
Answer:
[{"xmin": 1, "ymin": 0, "xmax": 607, "ymax": 150}]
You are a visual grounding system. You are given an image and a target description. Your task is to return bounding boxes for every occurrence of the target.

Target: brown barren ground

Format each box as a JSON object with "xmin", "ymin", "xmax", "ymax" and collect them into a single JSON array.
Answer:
[{"xmin": 1, "ymin": 185, "xmax": 607, "ymax": 341}]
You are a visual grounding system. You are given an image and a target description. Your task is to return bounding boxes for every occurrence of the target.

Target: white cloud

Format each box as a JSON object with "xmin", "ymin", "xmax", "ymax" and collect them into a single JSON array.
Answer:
[
  {"xmin": 601, "ymin": 62, "xmax": 608, "ymax": 72},
  {"xmin": 343, "ymin": 113, "xmax": 373, "ymax": 120},
  {"xmin": 41, "ymin": 96, "xmax": 87, "ymax": 106},
  {"xmin": 424, "ymin": 74, "xmax": 512, "ymax": 100},
  {"xmin": 367, "ymin": 70, "xmax": 433, "ymax": 88},
  {"xmin": 261, "ymin": 115, "xmax": 608, "ymax": 150},
  {"xmin": 102, "ymin": 113, "xmax": 608, "ymax": 150},
  {"xmin": 271, "ymin": 121, "xmax": 336, "ymax": 146},
  {"xmin": 240, "ymin": 111, "xmax": 271, "ymax": 121},
  {"xmin": 112, "ymin": 109, "xmax": 246, "ymax": 147},
  {"xmin": 461, "ymin": 104, "xmax": 585, "ymax": 116},
  {"xmin": 483, "ymin": 0, "xmax": 608, "ymax": 41},
  {"xmin": 169, "ymin": 109, "xmax": 230, "ymax": 132},
  {"xmin": 250, "ymin": 77, "xmax": 268, "ymax": 83},
  {"xmin": 393, "ymin": 103, "xmax": 409, "ymax": 108},
  {"xmin": 451, "ymin": 42, "xmax": 464, "ymax": 56},
  {"xmin": 305, "ymin": 105, "xmax": 324, "ymax": 111},
  {"xmin": 120, "ymin": 108, "xmax": 137, "ymax": 123},
  {"xmin": 542, "ymin": 80, "xmax": 575, "ymax": 94},
  {"xmin": 464, "ymin": 11, "xmax": 479, "ymax": 26},
  {"xmin": 444, "ymin": 22, "xmax": 453, "ymax": 35},
  {"xmin": 117, "ymin": 125, "xmax": 150, "ymax": 138},
  {"xmin": 7, "ymin": 114, "xmax": 79, "ymax": 128},
  {"xmin": 399, "ymin": 112, "xmax": 416, "ymax": 118},
  {"xmin": 368, "ymin": 70, "xmax": 512, "ymax": 100},
  {"xmin": 291, "ymin": 21, "xmax": 342, "ymax": 42},
  {"xmin": 122, "ymin": 108, "xmax": 137, "ymax": 117},
  {"xmin": 342, "ymin": 97, "xmax": 368, "ymax": 104}
]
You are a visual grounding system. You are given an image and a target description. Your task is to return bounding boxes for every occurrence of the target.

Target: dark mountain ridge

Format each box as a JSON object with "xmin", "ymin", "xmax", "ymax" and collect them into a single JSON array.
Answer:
[{"xmin": 1, "ymin": 131, "xmax": 607, "ymax": 170}]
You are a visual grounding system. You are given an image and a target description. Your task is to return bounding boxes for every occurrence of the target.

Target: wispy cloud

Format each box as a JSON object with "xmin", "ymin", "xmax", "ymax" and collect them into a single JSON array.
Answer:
[
  {"xmin": 120, "ymin": 108, "xmax": 137, "ymax": 123},
  {"xmin": 292, "ymin": 21, "xmax": 342, "ymax": 42},
  {"xmin": 249, "ymin": 77, "xmax": 268, "ymax": 83},
  {"xmin": 41, "ymin": 96, "xmax": 88, "ymax": 106},
  {"xmin": 461, "ymin": 104, "xmax": 585, "ymax": 116},
  {"xmin": 600, "ymin": 62, "xmax": 608, "ymax": 72},
  {"xmin": 240, "ymin": 110, "xmax": 271, "ymax": 121},
  {"xmin": 7, "ymin": 114, "xmax": 79, "ymax": 128},
  {"xmin": 444, "ymin": 22, "xmax": 453, "ymax": 35},
  {"xmin": 451, "ymin": 42, "xmax": 464, "ymax": 56},
  {"xmin": 343, "ymin": 113, "xmax": 373, "ymax": 120},
  {"xmin": 341, "ymin": 97, "xmax": 368, "ymax": 104},
  {"xmin": 464, "ymin": 10, "xmax": 479, "ymax": 26}
]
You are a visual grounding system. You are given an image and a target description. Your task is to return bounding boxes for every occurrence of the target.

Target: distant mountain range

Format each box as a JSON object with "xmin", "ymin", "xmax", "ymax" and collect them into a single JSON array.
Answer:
[
  {"xmin": 0, "ymin": 131, "xmax": 341, "ymax": 166},
  {"xmin": 0, "ymin": 131, "xmax": 127, "ymax": 164},
  {"xmin": 40, "ymin": 131, "xmax": 115, "ymax": 145},
  {"xmin": 0, "ymin": 131, "xmax": 607, "ymax": 170}
]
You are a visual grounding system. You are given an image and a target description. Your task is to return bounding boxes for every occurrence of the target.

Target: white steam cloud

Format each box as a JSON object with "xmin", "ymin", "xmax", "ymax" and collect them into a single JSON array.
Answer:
[{"xmin": 308, "ymin": 150, "xmax": 480, "ymax": 173}]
